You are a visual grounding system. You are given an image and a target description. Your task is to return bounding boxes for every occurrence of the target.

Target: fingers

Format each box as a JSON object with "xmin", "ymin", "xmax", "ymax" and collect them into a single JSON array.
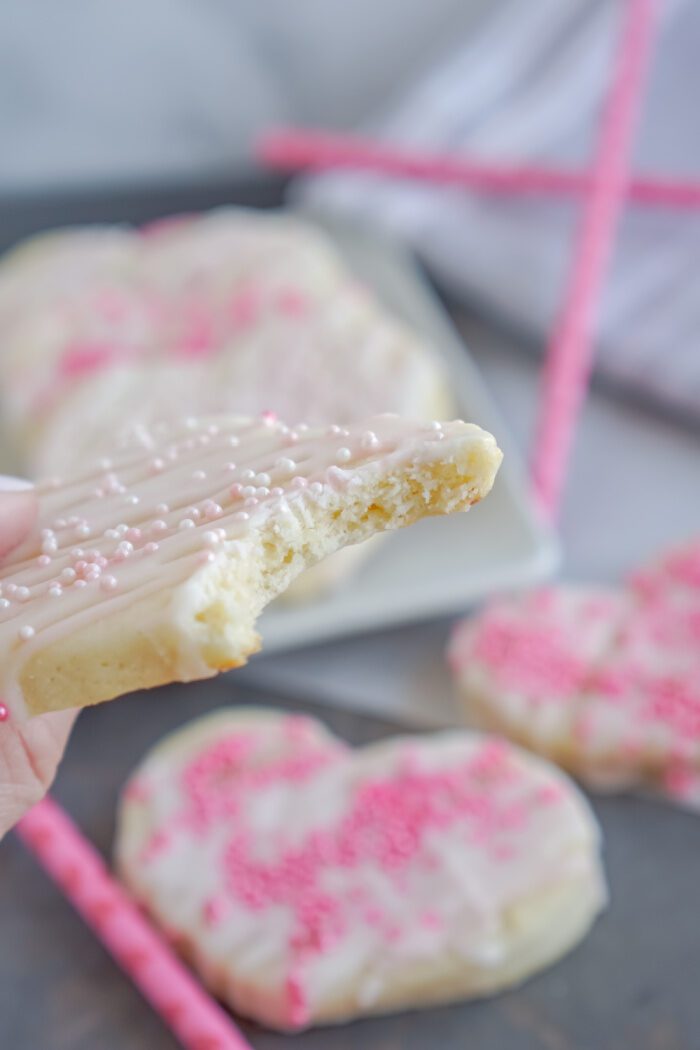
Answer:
[
  {"xmin": 0, "ymin": 708, "xmax": 78, "ymax": 838},
  {"xmin": 0, "ymin": 478, "xmax": 37, "ymax": 561},
  {"xmin": 0, "ymin": 478, "xmax": 71, "ymax": 837}
]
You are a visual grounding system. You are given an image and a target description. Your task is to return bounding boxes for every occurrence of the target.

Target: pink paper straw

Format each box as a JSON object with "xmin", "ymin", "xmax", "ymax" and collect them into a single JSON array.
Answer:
[
  {"xmin": 531, "ymin": 0, "xmax": 659, "ymax": 519},
  {"xmin": 257, "ymin": 127, "xmax": 700, "ymax": 210},
  {"xmin": 16, "ymin": 796, "xmax": 252, "ymax": 1050}
]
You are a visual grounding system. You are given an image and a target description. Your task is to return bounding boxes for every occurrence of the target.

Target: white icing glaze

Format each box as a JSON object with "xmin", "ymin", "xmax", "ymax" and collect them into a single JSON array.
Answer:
[
  {"xmin": 31, "ymin": 283, "xmax": 449, "ymax": 476},
  {"xmin": 116, "ymin": 709, "xmax": 605, "ymax": 1030},
  {"xmin": 449, "ymin": 587, "xmax": 631, "ymax": 746},
  {"xmin": 0, "ymin": 412, "xmax": 496, "ymax": 720},
  {"xmin": 0, "ymin": 209, "xmax": 345, "ymax": 434},
  {"xmin": 451, "ymin": 545, "xmax": 700, "ymax": 806}
]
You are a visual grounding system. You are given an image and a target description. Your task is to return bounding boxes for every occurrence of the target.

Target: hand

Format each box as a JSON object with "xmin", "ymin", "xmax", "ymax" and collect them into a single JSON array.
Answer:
[{"xmin": 0, "ymin": 478, "xmax": 77, "ymax": 838}]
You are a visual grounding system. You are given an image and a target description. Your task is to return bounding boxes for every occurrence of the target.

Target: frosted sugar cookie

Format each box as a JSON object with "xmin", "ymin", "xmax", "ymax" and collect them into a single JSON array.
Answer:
[
  {"xmin": 116, "ymin": 709, "xmax": 606, "ymax": 1031},
  {"xmin": 0, "ymin": 412, "xmax": 501, "ymax": 721},
  {"xmin": 448, "ymin": 587, "xmax": 631, "ymax": 775},
  {"xmin": 575, "ymin": 539, "xmax": 700, "ymax": 802},
  {"xmin": 0, "ymin": 209, "xmax": 345, "ymax": 446},
  {"xmin": 30, "ymin": 282, "xmax": 451, "ymax": 477},
  {"xmin": 451, "ymin": 539, "xmax": 700, "ymax": 807}
]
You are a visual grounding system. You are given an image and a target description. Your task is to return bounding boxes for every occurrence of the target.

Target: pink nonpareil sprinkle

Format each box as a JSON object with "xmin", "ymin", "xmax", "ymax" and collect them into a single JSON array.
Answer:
[
  {"xmin": 58, "ymin": 343, "xmax": 120, "ymax": 379},
  {"xmin": 227, "ymin": 285, "xmax": 261, "ymax": 330},
  {"xmin": 470, "ymin": 616, "xmax": 588, "ymax": 699},
  {"xmin": 275, "ymin": 288, "xmax": 308, "ymax": 317},
  {"xmin": 176, "ymin": 306, "xmax": 216, "ymax": 359}
]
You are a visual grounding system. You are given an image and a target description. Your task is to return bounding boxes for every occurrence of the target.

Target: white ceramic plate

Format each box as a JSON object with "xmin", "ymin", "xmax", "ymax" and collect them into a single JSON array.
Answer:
[{"xmin": 259, "ymin": 218, "xmax": 558, "ymax": 651}]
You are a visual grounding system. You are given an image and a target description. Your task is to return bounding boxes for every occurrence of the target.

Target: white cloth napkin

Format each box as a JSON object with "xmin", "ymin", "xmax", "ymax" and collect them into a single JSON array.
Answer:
[{"xmin": 299, "ymin": 0, "xmax": 700, "ymax": 423}]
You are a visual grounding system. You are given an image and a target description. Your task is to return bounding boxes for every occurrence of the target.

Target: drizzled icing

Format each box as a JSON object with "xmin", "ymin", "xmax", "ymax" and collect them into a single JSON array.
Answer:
[
  {"xmin": 451, "ymin": 537, "xmax": 700, "ymax": 807},
  {"xmin": 0, "ymin": 412, "xmax": 497, "ymax": 720},
  {"xmin": 116, "ymin": 710, "xmax": 604, "ymax": 1030}
]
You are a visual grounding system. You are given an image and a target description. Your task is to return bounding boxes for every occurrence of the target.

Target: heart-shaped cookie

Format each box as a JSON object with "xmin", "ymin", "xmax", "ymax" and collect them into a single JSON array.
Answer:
[
  {"xmin": 0, "ymin": 210, "xmax": 451, "ymax": 478},
  {"xmin": 116, "ymin": 709, "xmax": 605, "ymax": 1031},
  {"xmin": 449, "ymin": 537, "xmax": 700, "ymax": 809}
]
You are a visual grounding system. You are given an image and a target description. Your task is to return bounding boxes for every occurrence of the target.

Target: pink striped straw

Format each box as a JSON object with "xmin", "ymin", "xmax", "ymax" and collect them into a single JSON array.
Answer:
[
  {"xmin": 531, "ymin": 0, "xmax": 659, "ymax": 518},
  {"xmin": 258, "ymin": 128, "xmax": 699, "ymax": 210},
  {"xmin": 16, "ymin": 796, "xmax": 253, "ymax": 1050}
]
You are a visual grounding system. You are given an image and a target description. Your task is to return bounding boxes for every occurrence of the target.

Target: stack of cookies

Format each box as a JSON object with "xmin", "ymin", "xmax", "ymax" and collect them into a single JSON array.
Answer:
[{"xmin": 0, "ymin": 210, "xmax": 453, "ymax": 599}]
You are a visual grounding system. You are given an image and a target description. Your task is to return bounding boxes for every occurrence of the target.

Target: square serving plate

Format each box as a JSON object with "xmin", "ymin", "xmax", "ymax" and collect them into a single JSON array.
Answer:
[{"xmin": 259, "ymin": 216, "xmax": 558, "ymax": 650}]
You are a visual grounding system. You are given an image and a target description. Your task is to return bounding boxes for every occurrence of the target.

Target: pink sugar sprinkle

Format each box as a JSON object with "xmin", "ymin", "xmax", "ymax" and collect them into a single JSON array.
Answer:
[
  {"xmin": 59, "ymin": 342, "xmax": 120, "ymax": 379},
  {"xmin": 419, "ymin": 909, "xmax": 443, "ymax": 930},
  {"xmin": 177, "ymin": 306, "xmax": 216, "ymax": 359},
  {"xmin": 0, "ymin": 703, "xmax": 8, "ymax": 722},
  {"xmin": 284, "ymin": 972, "xmax": 309, "ymax": 1029},
  {"xmin": 217, "ymin": 759, "xmax": 521, "ymax": 955},
  {"xmin": 498, "ymin": 800, "xmax": 527, "ymax": 831},
  {"xmin": 384, "ymin": 923, "xmax": 402, "ymax": 944},
  {"xmin": 660, "ymin": 546, "xmax": 700, "ymax": 589},
  {"xmin": 139, "ymin": 828, "xmax": 172, "ymax": 864},
  {"xmin": 362, "ymin": 904, "xmax": 386, "ymax": 926},
  {"xmin": 492, "ymin": 842, "xmax": 516, "ymax": 862},
  {"xmin": 536, "ymin": 783, "xmax": 565, "ymax": 806},
  {"xmin": 628, "ymin": 569, "xmax": 661, "ymax": 601},
  {"xmin": 468, "ymin": 738, "xmax": 511, "ymax": 778},
  {"xmin": 202, "ymin": 895, "xmax": 228, "ymax": 928},
  {"xmin": 589, "ymin": 666, "xmax": 633, "ymax": 700},
  {"xmin": 644, "ymin": 677, "xmax": 700, "ymax": 739},
  {"xmin": 471, "ymin": 615, "xmax": 587, "ymax": 698},
  {"xmin": 529, "ymin": 588, "xmax": 558, "ymax": 612},
  {"xmin": 180, "ymin": 735, "xmax": 254, "ymax": 827},
  {"xmin": 153, "ymin": 730, "xmax": 543, "ymax": 987},
  {"xmin": 93, "ymin": 288, "xmax": 130, "ymax": 322},
  {"xmin": 275, "ymin": 288, "xmax": 308, "ymax": 317},
  {"xmin": 663, "ymin": 762, "xmax": 699, "ymax": 801},
  {"xmin": 227, "ymin": 286, "xmax": 261, "ymax": 331}
]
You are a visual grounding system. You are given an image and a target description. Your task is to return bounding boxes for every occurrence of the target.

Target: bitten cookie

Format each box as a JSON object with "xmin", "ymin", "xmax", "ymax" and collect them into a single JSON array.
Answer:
[
  {"xmin": 116, "ymin": 708, "xmax": 606, "ymax": 1031},
  {"xmin": 0, "ymin": 412, "xmax": 501, "ymax": 721},
  {"xmin": 450, "ymin": 539, "xmax": 700, "ymax": 808}
]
